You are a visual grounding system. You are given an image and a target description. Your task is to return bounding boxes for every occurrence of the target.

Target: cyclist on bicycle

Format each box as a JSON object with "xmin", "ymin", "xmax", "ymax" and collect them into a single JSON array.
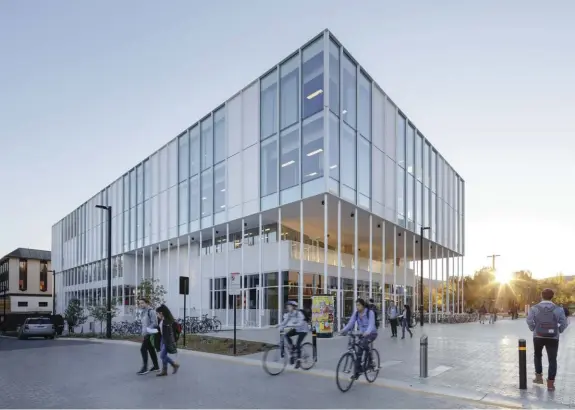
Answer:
[
  {"xmin": 341, "ymin": 298, "xmax": 377, "ymax": 377},
  {"xmin": 279, "ymin": 301, "xmax": 308, "ymax": 369}
]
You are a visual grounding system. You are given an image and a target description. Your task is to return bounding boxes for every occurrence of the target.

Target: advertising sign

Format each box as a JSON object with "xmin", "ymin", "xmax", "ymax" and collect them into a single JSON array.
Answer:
[{"xmin": 311, "ymin": 295, "xmax": 335, "ymax": 337}]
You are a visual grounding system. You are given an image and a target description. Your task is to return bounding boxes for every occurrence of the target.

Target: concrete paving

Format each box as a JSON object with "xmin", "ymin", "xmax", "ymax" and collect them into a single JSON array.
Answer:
[
  {"xmin": 0, "ymin": 336, "xmax": 502, "ymax": 409},
  {"xmin": 211, "ymin": 319, "xmax": 575, "ymax": 407}
]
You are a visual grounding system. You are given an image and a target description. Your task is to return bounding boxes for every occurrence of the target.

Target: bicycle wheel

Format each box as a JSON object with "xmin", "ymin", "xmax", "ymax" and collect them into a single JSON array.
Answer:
[
  {"xmin": 336, "ymin": 352, "xmax": 356, "ymax": 393},
  {"xmin": 299, "ymin": 342, "xmax": 315, "ymax": 370},
  {"xmin": 212, "ymin": 319, "xmax": 222, "ymax": 332},
  {"xmin": 262, "ymin": 345, "xmax": 288, "ymax": 376},
  {"xmin": 364, "ymin": 348, "xmax": 380, "ymax": 383}
]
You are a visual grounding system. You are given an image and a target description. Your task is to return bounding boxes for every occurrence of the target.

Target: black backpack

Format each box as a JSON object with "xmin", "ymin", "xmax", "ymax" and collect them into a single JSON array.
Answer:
[
  {"xmin": 299, "ymin": 309, "xmax": 311, "ymax": 323},
  {"xmin": 356, "ymin": 306, "xmax": 380, "ymax": 329}
]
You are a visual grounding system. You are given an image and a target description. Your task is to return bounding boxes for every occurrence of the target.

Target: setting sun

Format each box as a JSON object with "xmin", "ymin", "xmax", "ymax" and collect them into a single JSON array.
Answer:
[{"xmin": 495, "ymin": 271, "xmax": 512, "ymax": 284}]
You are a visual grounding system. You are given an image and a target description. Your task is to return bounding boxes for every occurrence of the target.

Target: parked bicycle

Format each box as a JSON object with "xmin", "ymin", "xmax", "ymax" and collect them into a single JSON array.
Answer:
[
  {"xmin": 335, "ymin": 333, "xmax": 380, "ymax": 392},
  {"xmin": 262, "ymin": 329, "xmax": 316, "ymax": 376}
]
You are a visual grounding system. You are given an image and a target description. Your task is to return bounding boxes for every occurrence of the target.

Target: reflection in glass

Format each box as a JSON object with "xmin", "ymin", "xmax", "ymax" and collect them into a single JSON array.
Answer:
[
  {"xmin": 302, "ymin": 40, "xmax": 324, "ymax": 119},
  {"xmin": 357, "ymin": 135, "xmax": 371, "ymax": 197},
  {"xmin": 342, "ymin": 54, "xmax": 356, "ymax": 127},
  {"xmin": 280, "ymin": 56, "xmax": 299, "ymax": 130},
  {"xmin": 190, "ymin": 175, "xmax": 199, "ymax": 221},
  {"xmin": 302, "ymin": 114, "xmax": 323, "ymax": 183},
  {"xmin": 214, "ymin": 108, "xmax": 226, "ymax": 164},
  {"xmin": 341, "ymin": 124, "xmax": 356, "ymax": 189},
  {"xmin": 280, "ymin": 126, "xmax": 299, "ymax": 190},
  {"xmin": 190, "ymin": 126, "xmax": 200, "ymax": 176},
  {"xmin": 329, "ymin": 113, "xmax": 339, "ymax": 180},
  {"xmin": 261, "ymin": 136, "xmax": 278, "ymax": 196},
  {"xmin": 329, "ymin": 40, "xmax": 339, "ymax": 115},
  {"xmin": 201, "ymin": 117, "xmax": 213, "ymax": 170},
  {"xmin": 396, "ymin": 115, "xmax": 406, "ymax": 168},
  {"xmin": 201, "ymin": 169, "xmax": 212, "ymax": 217},
  {"xmin": 179, "ymin": 132, "xmax": 189, "ymax": 182},
  {"xmin": 358, "ymin": 72, "xmax": 371, "ymax": 139},
  {"xmin": 261, "ymin": 70, "xmax": 277, "ymax": 139},
  {"xmin": 214, "ymin": 163, "xmax": 225, "ymax": 213}
]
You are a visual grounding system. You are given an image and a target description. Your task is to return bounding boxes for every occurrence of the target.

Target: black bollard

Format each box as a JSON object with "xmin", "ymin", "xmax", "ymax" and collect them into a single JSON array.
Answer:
[
  {"xmin": 420, "ymin": 335, "xmax": 428, "ymax": 378},
  {"xmin": 518, "ymin": 339, "xmax": 527, "ymax": 389},
  {"xmin": 312, "ymin": 327, "xmax": 318, "ymax": 362}
]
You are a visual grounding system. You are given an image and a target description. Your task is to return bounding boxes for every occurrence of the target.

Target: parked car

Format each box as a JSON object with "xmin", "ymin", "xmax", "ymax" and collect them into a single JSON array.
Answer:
[{"xmin": 18, "ymin": 317, "xmax": 56, "ymax": 340}]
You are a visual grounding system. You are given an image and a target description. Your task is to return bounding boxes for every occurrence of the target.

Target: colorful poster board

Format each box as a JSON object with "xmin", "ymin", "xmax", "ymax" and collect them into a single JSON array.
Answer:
[{"xmin": 311, "ymin": 295, "xmax": 335, "ymax": 336}]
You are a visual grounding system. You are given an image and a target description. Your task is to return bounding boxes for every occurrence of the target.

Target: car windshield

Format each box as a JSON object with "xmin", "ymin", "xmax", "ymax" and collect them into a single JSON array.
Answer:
[{"xmin": 27, "ymin": 318, "xmax": 51, "ymax": 324}]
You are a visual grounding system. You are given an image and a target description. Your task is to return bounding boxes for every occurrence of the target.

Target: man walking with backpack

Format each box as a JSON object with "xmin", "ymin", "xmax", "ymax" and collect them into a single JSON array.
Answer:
[
  {"xmin": 526, "ymin": 288, "xmax": 568, "ymax": 391},
  {"xmin": 137, "ymin": 297, "xmax": 160, "ymax": 375}
]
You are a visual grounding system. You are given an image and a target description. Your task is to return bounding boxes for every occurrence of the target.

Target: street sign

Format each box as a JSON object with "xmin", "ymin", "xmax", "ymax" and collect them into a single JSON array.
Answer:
[{"xmin": 229, "ymin": 272, "xmax": 241, "ymax": 296}]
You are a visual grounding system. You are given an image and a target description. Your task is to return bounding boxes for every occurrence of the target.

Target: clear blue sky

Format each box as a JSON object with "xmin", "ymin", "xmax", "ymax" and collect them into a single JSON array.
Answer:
[{"xmin": 1, "ymin": 0, "xmax": 573, "ymax": 279}]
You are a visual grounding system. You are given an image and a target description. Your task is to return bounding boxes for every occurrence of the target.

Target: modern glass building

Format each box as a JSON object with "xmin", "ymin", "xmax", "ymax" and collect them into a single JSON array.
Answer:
[{"xmin": 51, "ymin": 29, "xmax": 465, "ymax": 328}]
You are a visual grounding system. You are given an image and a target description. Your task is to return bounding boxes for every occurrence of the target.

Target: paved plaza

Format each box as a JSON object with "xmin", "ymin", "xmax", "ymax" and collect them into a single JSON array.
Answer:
[{"xmin": 0, "ymin": 337, "xmax": 499, "ymax": 409}]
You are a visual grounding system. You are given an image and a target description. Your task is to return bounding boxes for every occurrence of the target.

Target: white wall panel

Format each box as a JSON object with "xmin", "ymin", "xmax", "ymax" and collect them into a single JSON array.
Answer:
[
  {"xmin": 242, "ymin": 144, "xmax": 259, "ymax": 208},
  {"xmin": 372, "ymin": 146, "xmax": 385, "ymax": 216},
  {"xmin": 242, "ymin": 82, "xmax": 259, "ymax": 149},
  {"xmin": 227, "ymin": 94, "xmax": 242, "ymax": 157},
  {"xmin": 372, "ymin": 87, "xmax": 385, "ymax": 153},
  {"xmin": 227, "ymin": 153, "xmax": 242, "ymax": 208}
]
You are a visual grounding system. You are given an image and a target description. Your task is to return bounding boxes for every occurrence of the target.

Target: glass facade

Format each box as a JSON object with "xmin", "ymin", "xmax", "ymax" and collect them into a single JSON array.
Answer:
[{"xmin": 53, "ymin": 30, "xmax": 464, "ymax": 315}]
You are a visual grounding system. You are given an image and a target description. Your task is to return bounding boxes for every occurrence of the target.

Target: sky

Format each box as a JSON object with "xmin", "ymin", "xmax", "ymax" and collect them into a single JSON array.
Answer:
[{"xmin": 0, "ymin": 0, "xmax": 573, "ymax": 279}]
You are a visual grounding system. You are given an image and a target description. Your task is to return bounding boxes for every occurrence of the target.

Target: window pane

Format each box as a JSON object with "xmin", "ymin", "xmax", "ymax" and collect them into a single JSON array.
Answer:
[
  {"xmin": 329, "ymin": 113, "xmax": 339, "ymax": 180},
  {"xmin": 342, "ymin": 54, "xmax": 356, "ymax": 128},
  {"xmin": 151, "ymin": 153, "xmax": 159, "ymax": 196},
  {"xmin": 260, "ymin": 70, "xmax": 277, "ymax": 139},
  {"xmin": 201, "ymin": 169, "xmax": 213, "ymax": 217},
  {"xmin": 385, "ymin": 156, "xmax": 395, "ymax": 210},
  {"xmin": 329, "ymin": 40, "xmax": 339, "ymax": 115},
  {"xmin": 169, "ymin": 185, "xmax": 177, "ymax": 232},
  {"xmin": 129, "ymin": 170, "xmax": 136, "ymax": 208},
  {"xmin": 423, "ymin": 142, "xmax": 429, "ymax": 187},
  {"xmin": 302, "ymin": 39, "xmax": 324, "ymax": 119},
  {"xmin": 357, "ymin": 136, "xmax": 370, "ymax": 197},
  {"xmin": 214, "ymin": 108, "xmax": 226, "ymax": 164},
  {"xmin": 179, "ymin": 132, "xmax": 189, "ymax": 182},
  {"xmin": 431, "ymin": 150, "xmax": 436, "ymax": 193},
  {"xmin": 407, "ymin": 124, "xmax": 415, "ymax": 175},
  {"xmin": 201, "ymin": 117, "xmax": 213, "ymax": 170},
  {"xmin": 261, "ymin": 136, "xmax": 278, "ymax": 196},
  {"xmin": 302, "ymin": 114, "xmax": 324, "ymax": 183},
  {"xmin": 159, "ymin": 146, "xmax": 168, "ymax": 192},
  {"xmin": 168, "ymin": 140, "xmax": 177, "ymax": 187},
  {"xmin": 416, "ymin": 133, "xmax": 422, "ymax": 182},
  {"xmin": 144, "ymin": 160, "xmax": 151, "ymax": 200},
  {"xmin": 407, "ymin": 175, "xmax": 414, "ymax": 224},
  {"xmin": 190, "ymin": 175, "xmax": 199, "ymax": 221},
  {"xmin": 280, "ymin": 56, "xmax": 299, "ymax": 130},
  {"xmin": 137, "ymin": 203, "xmax": 143, "ymax": 240},
  {"xmin": 144, "ymin": 199, "xmax": 151, "ymax": 240},
  {"xmin": 190, "ymin": 125, "xmax": 200, "ymax": 176},
  {"xmin": 358, "ymin": 72, "xmax": 371, "ymax": 139},
  {"xmin": 396, "ymin": 115, "xmax": 406, "ymax": 168},
  {"xmin": 214, "ymin": 163, "xmax": 225, "ymax": 213},
  {"xmin": 280, "ymin": 126, "xmax": 299, "ymax": 190},
  {"xmin": 341, "ymin": 124, "xmax": 356, "ymax": 189},
  {"xmin": 179, "ymin": 181, "xmax": 188, "ymax": 227},
  {"xmin": 397, "ymin": 166, "xmax": 405, "ymax": 217},
  {"xmin": 136, "ymin": 165, "xmax": 143, "ymax": 204}
]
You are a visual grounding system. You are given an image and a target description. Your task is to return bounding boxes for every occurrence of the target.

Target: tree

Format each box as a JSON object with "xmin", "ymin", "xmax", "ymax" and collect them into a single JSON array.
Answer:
[
  {"xmin": 136, "ymin": 279, "xmax": 166, "ymax": 308},
  {"xmin": 63, "ymin": 299, "xmax": 87, "ymax": 334},
  {"xmin": 88, "ymin": 299, "xmax": 119, "ymax": 335}
]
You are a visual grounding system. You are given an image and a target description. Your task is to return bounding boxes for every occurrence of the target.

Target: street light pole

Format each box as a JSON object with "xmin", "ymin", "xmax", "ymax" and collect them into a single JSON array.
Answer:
[
  {"xmin": 48, "ymin": 270, "xmax": 56, "ymax": 315},
  {"xmin": 420, "ymin": 226, "xmax": 430, "ymax": 327},
  {"xmin": 96, "ymin": 204, "xmax": 112, "ymax": 339}
]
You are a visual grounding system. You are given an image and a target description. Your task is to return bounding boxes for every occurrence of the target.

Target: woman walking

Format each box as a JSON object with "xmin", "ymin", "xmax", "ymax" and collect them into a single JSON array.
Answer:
[
  {"xmin": 401, "ymin": 304, "xmax": 413, "ymax": 339},
  {"xmin": 155, "ymin": 304, "xmax": 180, "ymax": 377}
]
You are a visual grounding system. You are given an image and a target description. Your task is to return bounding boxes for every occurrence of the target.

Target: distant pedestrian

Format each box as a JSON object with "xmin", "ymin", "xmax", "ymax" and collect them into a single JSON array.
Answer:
[
  {"xmin": 388, "ymin": 301, "xmax": 399, "ymax": 338},
  {"xmin": 479, "ymin": 303, "xmax": 487, "ymax": 324},
  {"xmin": 137, "ymin": 298, "xmax": 160, "ymax": 375},
  {"xmin": 155, "ymin": 304, "xmax": 180, "ymax": 377},
  {"xmin": 526, "ymin": 288, "xmax": 568, "ymax": 391},
  {"xmin": 401, "ymin": 304, "xmax": 413, "ymax": 339}
]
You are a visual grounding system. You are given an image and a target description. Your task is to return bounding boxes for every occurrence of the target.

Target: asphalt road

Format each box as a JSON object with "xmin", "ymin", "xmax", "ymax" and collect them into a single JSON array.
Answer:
[{"xmin": 0, "ymin": 336, "xmax": 498, "ymax": 409}]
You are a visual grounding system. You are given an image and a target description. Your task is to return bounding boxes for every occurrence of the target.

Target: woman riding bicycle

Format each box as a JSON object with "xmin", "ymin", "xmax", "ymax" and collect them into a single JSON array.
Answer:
[{"xmin": 341, "ymin": 298, "xmax": 377, "ymax": 378}]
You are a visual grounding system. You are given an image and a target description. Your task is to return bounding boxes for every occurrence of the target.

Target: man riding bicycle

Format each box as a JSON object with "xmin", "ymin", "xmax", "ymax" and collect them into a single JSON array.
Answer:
[
  {"xmin": 341, "ymin": 298, "xmax": 377, "ymax": 378},
  {"xmin": 279, "ymin": 301, "xmax": 308, "ymax": 369}
]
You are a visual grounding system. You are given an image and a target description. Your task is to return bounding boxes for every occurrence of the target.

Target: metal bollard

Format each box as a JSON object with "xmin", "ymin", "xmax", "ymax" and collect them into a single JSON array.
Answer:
[
  {"xmin": 518, "ymin": 339, "xmax": 527, "ymax": 389},
  {"xmin": 420, "ymin": 335, "xmax": 428, "ymax": 378},
  {"xmin": 312, "ymin": 327, "xmax": 318, "ymax": 362}
]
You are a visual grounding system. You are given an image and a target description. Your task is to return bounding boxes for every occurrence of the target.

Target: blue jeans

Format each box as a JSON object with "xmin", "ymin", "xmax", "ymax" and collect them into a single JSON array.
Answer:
[
  {"xmin": 401, "ymin": 317, "xmax": 412, "ymax": 338},
  {"xmin": 160, "ymin": 342, "xmax": 175, "ymax": 369}
]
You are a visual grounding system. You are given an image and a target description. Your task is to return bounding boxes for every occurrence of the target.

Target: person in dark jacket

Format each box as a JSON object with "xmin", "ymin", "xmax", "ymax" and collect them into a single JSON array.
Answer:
[
  {"xmin": 155, "ymin": 304, "xmax": 180, "ymax": 377},
  {"xmin": 401, "ymin": 304, "xmax": 413, "ymax": 339}
]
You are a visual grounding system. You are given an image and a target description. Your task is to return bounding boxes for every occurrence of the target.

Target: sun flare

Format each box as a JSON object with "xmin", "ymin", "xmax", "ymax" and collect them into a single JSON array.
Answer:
[{"xmin": 495, "ymin": 271, "xmax": 511, "ymax": 284}]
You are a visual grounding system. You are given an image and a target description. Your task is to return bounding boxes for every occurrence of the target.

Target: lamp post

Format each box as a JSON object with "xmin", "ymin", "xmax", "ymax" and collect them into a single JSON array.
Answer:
[
  {"xmin": 48, "ymin": 270, "xmax": 56, "ymax": 315},
  {"xmin": 96, "ymin": 204, "xmax": 112, "ymax": 339},
  {"xmin": 420, "ymin": 226, "xmax": 430, "ymax": 327}
]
